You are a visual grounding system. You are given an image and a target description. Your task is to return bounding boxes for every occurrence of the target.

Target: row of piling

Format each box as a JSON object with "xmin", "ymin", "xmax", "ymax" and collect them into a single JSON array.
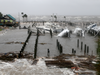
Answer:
[
  {"xmin": 56, "ymin": 39, "xmax": 63, "ymax": 54},
  {"xmin": 34, "ymin": 29, "xmax": 39, "ymax": 59},
  {"xmin": 77, "ymin": 39, "xmax": 90, "ymax": 55},
  {"xmin": 19, "ymin": 31, "xmax": 32, "ymax": 58}
]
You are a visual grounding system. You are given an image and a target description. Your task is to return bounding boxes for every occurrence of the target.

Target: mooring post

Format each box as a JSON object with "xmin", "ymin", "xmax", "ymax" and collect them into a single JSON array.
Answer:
[
  {"xmin": 66, "ymin": 32, "xmax": 68, "ymax": 37},
  {"xmin": 87, "ymin": 46, "xmax": 89, "ymax": 55},
  {"xmin": 77, "ymin": 39, "xmax": 79, "ymax": 48},
  {"xmin": 81, "ymin": 42, "xmax": 83, "ymax": 51},
  {"xmin": 50, "ymin": 29, "xmax": 52, "ymax": 38},
  {"xmin": 74, "ymin": 50, "xmax": 76, "ymax": 55},
  {"xmin": 84, "ymin": 44, "xmax": 86, "ymax": 55},
  {"xmin": 58, "ymin": 42, "xmax": 59, "ymax": 50},
  {"xmin": 60, "ymin": 44, "xmax": 63, "ymax": 54},
  {"xmin": 56, "ymin": 39, "xmax": 58, "ymax": 47},
  {"xmin": 47, "ymin": 48, "xmax": 50, "ymax": 57},
  {"xmin": 72, "ymin": 48, "xmax": 74, "ymax": 54},
  {"xmin": 61, "ymin": 46, "xmax": 63, "ymax": 53}
]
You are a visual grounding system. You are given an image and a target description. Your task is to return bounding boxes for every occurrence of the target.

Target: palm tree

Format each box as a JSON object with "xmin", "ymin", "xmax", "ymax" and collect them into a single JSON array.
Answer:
[
  {"xmin": 64, "ymin": 16, "xmax": 66, "ymax": 26},
  {"xmin": 24, "ymin": 14, "xmax": 28, "ymax": 22},
  {"xmin": 21, "ymin": 12, "xmax": 24, "ymax": 22},
  {"xmin": 21, "ymin": 12, "xmax": 24, "ymax": 15},
  {"xmin": 64, "ymin": 16, "xmax": 66, "ymax": 21},
  {"xmin": 22, "ymin": 15, "xmax": 25, "ymax": 22},
  {"xmin": 54, "ymin": 15, "xmax": 57, "ymax": 22}
]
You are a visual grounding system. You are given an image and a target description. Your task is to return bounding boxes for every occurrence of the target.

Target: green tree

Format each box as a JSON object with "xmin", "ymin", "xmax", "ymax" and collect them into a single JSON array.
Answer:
[
  {"xmin": 54, "ymin": 15, "xmax": 57, "ymax": 22},
  {"xmin": 24, "ymin": 14, "xmax": 28, "ymax": 22},
  {"xmin": 0, "ymin": 12, "xmax": 3, "ymax": 18},
  {"xmin": 21, "ymin": 12, "xmax": 24, "ymax": 22},
  {"xmin": 21, "ymin": 12, "xmax": 24, "ymax": 15},
  {"xmin": 64, "ymin": 16, "xmax": 66, "ymax": 21}
]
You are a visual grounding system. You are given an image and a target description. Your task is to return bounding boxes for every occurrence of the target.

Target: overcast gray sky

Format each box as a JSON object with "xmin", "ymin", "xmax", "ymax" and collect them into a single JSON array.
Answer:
[{"xmin": 0, "ymin": 0, "xmax": 100, "ymax": 15}]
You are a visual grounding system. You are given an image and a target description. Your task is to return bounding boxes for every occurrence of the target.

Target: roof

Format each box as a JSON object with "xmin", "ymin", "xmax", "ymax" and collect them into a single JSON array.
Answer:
[{"xmin": 6, "ymin": 14, "xmax": 16, "ymax": 21}]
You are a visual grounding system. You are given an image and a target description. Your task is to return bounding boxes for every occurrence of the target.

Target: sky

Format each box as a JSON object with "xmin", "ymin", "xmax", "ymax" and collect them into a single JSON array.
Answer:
[{"xmin": 0, "ymin": 0, "xmax": 100, "ymax": 15}]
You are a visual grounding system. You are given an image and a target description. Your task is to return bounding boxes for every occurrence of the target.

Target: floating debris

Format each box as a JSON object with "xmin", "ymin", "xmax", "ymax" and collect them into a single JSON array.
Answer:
[
  {"xmin": 5, "ymin": 41, "xmax": 25, "ymax": 44},
  {"xmin": 0, "ymin": 51, "xmax": 34, "ymax": 62},
  {"xmin": 39, "ymin": 43, "xmax": 52, "ymax": 45}
]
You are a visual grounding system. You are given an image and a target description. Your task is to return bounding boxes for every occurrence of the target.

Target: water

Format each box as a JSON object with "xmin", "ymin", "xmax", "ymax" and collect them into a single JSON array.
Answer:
[
  {"xmin": 0, "ymin": 24, "xmax": 97, "ymax": 56},
  {"xmin": 0, "ymin": 58, "xmax": 74, "ymax": 75},
  {"xmin": 0, "ymin": 29, "xmax": 27, "ymax": 53},
  {"xmin": 0, "ymin": 23, "xmax": 97, "ymax": 75},
  {"xmin": 36, "ymin": 33, "xmax": 97, "ymax": 57}
]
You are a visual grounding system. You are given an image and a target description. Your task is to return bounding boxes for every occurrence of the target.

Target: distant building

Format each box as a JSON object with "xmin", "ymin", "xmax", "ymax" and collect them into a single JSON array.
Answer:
[
  {"xmin": 4, "ymin": 14, "xmax": 16, "ymax": 21},
  {"xmin": 0, "ymin": 14, "xmax": 19, "ymax": 26}
]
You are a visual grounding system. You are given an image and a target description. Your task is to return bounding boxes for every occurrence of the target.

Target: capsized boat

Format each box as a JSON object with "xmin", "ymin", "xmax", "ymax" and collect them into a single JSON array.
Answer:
[{"xmin": 57, "ymin": 28, "xmax": 70, "ymax": 37}]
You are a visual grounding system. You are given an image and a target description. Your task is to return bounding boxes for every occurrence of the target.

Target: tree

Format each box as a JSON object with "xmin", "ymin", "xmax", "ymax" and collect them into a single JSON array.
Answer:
[
  {"xmin": 64, "ymin": 16, "xmax": 66, "ymax": 26},
  {"xmin": 0, "ymin": 12, "xmax": 3, "ymax": 18},
  {"xmin": 21, "ymin": 12, "xmax": 24, "ymax": 22},
  {"xmin": 64, "ymin": 16, "xmax": 66, "ymax": 21},
  {"xmin": 21, "ymin": 12, "xmax": 24, "ymax": 15},
  {"xmin": 22, "ymin": 15, "xmax": 25, "ymax": 22},
  {"xmin": 54, "ymin": 15, "xmax": 57, "ymax": 22},
  {"xmin": 24, "ymin": 14, "xmax": 28, "ymax": 22}
]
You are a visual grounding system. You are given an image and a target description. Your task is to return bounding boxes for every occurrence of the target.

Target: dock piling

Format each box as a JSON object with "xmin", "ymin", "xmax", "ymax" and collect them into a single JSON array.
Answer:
[{"xmin": 77, "ymin": 39, "xmax": 79, "ymax": 48}]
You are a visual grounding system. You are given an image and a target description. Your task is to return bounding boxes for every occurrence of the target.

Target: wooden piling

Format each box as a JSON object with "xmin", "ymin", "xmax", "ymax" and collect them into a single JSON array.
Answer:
[
  {"xmin": 19, "ymin": 31, "xmax": 32, "ymax": 58},
  {"xmin": 87, "ymin": 46, "xmax": 89, "ymax": 55},
  {"xmin": 77, "ymin": 39, "xmax": 79, "ymax": 48},
  {"xmin": 81, "ymin": 42, "xmax": 83, "ymax": 51},
  {"xmin": 72, "ymin": 48, "xmax": 74, "ymax": 54},
  {"xmin": 58, "ymin": 42, "xmax": 59, "ymax": 50},
  {"xmin": 50, "ymin": 29, "xmax": 52, "ymax": 38},
  {"xmin": 56, "ymin": 39, "xmax": 58, "ymax": 47},
  {"xmin": 84, "ymin": 44, "xmax": 86, "ymax": 55},
  {"xmin": 34, "ymin": 29, "xmax": 40, "ymax": 59}
]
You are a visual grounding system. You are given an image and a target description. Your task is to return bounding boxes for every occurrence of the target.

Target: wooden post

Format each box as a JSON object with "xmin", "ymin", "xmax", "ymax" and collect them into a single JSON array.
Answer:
[
  {"xmin": 47, "ymin": 48, "xmax": 50, "ymax": 57},
  {"xmin": 87, "ymin": 46, "xmax": 89, "ymax": 55},
  {"xmin": 50, "ymin": 29, "xmax": 52, "ymax": 38},
  {"xmin": 84, "ymin": 44, "xmax": 86, "ymax": 55},
  {"xmin": 56, "ymin": 39, "xmax": 58, "ymax": 47},
  {"xmin": 77, "ymin": 39, "xmax": 79, "ymax": 48},
  {"xmin": 58, "ymin": 42, "xmax": 59, "ymax": 50},
  {"xmin": 72, "ymin": 48, "xmax": 74, "ymax": 54},
  {"xmin": 74, "ymin": 50, "xmax": 76, "ymax": 55},
  {"xmin": 81, "ymin": 42, "xmax": 83, "ymax": 51}
]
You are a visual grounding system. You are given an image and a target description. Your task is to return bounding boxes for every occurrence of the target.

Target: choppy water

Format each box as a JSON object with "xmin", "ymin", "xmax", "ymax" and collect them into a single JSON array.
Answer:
[
  {"xmin": 0, "ymin": 23, "xmax": 97, "ymax": 57},
  {"xmin": 0, "ymin": 58, "xmax": 75, "ymax": 75},
  {"xmin": 0, "ymin": 23, "xmax": 97, "ymax": 75}
]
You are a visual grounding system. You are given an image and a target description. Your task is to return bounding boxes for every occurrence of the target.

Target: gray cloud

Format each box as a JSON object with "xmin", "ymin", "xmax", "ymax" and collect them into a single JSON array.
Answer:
[{"xmin": 0, "ymin": 0, "xmax": 100, "ymax": 15}]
